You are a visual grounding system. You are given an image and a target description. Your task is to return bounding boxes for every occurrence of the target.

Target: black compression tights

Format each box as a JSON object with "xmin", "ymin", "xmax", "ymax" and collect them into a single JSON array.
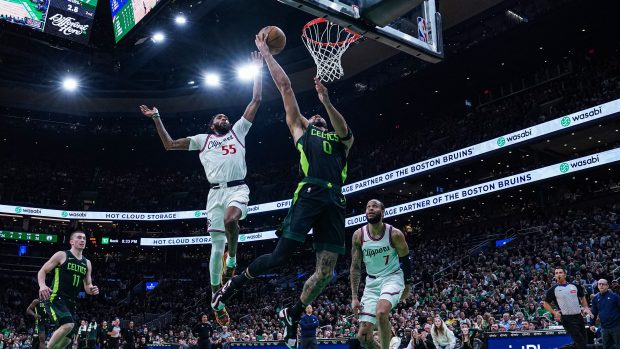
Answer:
[
  {"xmin": 221, "ymin": 237, "xmax": 303, "ymax": 304},
  {"xmin": 246, "ymin": 237, "xmax": 302, "ymax": 277}
]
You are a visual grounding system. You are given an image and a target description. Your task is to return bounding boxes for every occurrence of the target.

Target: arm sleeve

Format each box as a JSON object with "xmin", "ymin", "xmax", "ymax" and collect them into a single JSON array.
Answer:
[
  {"xmin": 232, "ymin": 117, "xmax": 252, "ymax": 139},
  {"xmin": 400, "ymin": 254, "xmax": 412, "ymax": 283},
  {"xmin": 187, "ymin": 134, "xmax": 206, "ymax": 151},
  {"xmin": 544, "ymin": 287, "xmax": 556, "ymax": 304}
]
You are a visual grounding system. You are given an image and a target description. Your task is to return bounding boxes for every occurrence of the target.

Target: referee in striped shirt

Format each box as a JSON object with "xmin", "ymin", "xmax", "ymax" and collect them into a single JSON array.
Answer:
[{"xmin": 543, "ymin": 267, "xmax": 593, "ymax": 349}]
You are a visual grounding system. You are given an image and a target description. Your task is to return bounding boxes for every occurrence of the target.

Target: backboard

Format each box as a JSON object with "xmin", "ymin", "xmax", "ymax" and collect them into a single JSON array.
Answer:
[{"xmin": 278, "ymin": 0, "xmax": 443, "ymax": 63}]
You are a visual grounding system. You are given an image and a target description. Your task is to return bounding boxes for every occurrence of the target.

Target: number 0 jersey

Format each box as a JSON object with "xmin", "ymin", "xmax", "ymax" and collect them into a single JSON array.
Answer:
[
  {"xmin": 50, "ymin": 250, "xmax": 88, "ymax": 303},
  {"xmin": 297, "ymin": 125, "xmax": 348, "ymax": 185},
  {"xmin": 361, "ymin": 224, "xmax": 400, "ymax": 277},
  {"xmin": 188, "ymin": 117, "xmax": 252, "ymax": 184}
]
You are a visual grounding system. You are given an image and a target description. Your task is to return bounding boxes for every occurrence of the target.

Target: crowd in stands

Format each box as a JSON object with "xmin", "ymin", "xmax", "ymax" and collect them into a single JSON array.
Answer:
[
  {"xmin": 1, "ymin": 9, "xmax": 620, "ymax": 349},
  {"xmin": 1, "ymin": 40, "xmax": 619, "ymax": 213},
  {"xmin": 1, "ymin": 200, "xmax": 618, "ymax": 349}
]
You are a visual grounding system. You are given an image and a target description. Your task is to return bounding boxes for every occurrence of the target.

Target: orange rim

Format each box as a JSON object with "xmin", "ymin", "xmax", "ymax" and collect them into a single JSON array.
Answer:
[{"xmin": 302, "ymin": 18, "xmax": 360, "ymax": 47}]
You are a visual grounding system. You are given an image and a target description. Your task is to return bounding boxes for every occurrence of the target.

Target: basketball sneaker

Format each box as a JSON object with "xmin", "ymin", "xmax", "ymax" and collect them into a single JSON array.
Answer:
[
  {"xmin": 213, "ymin": 307, "xmax": 230, "ymax": 327},
  {"xmin": 212, "ymin": 279, "xmax": 236, "ymax": 309},
  {"xmin": 278, "ymin": 307, "xmax": 298, "ymax": 349},
  {"xmin": 221, "ymin": 252, "xmax": 236, "ymax": 284}
]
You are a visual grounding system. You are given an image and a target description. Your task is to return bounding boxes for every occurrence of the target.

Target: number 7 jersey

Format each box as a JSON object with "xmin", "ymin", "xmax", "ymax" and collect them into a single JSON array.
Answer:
[
  {"xmin": 361, "ymin": 223, "xmax": 400, "ymax": 277},
  {"xmin": 188, "ymin": 118, "xmax": 252, "ymax": 184}
]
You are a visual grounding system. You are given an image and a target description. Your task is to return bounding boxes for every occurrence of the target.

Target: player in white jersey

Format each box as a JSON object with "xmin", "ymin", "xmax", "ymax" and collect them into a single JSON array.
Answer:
[
  {"xmin": 139, "ymin": 51, "xmax": 263, "ymax": 326},
  {"xmin": 350, "ymin": 199, "xmax": 412, "ymax": 349}
]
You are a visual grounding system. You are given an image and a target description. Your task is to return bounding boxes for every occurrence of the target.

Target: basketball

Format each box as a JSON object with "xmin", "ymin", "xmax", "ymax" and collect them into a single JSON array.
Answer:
[{"xmin": 259, "ymin": 26, "xmax": 286, "ymax": 55}]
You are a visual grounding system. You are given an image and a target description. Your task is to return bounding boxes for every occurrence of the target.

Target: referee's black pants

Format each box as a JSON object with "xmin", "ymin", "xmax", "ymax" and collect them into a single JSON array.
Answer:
[{"xmin": 561, "ymin": 314, "xmax": 588, "ymax": 349}]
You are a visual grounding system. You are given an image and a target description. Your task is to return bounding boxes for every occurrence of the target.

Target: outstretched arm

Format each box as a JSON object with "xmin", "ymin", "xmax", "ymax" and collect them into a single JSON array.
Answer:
[
  {"xmin": 241, "ymin": 51, "xmax": 263, "ymax": 123},
  {"xmin": 350, "ymin": 229, "xmax": 363, "ymax": 313},
  {"xmin": 139, "ymin": 106, "xmax": 191, "ymax": 150},
  {"xmin": 315, "ymin": 78, "xmax": 353, "ymax": 150},
  {"xmin": 255, "ymin": 34, "xmax": 308, "ymax": 143}
]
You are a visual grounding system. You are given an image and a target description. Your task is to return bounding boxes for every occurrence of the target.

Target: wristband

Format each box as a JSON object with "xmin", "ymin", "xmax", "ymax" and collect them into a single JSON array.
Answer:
[{"xmin": 152, "ymin": 113, "xmax": 160, "ymax": 119}]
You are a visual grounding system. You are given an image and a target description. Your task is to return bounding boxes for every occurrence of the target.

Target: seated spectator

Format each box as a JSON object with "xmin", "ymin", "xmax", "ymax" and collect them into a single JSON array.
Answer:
[{"xmin": 430, "ymin": 317, "xmax": 456, "ymax": 349}]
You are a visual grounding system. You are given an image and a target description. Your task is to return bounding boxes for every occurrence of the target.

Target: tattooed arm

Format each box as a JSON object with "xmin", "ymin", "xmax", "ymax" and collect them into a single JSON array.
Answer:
[{"xmin": 350, "ymin": 229, "xmax": 363, "ymax": 314}]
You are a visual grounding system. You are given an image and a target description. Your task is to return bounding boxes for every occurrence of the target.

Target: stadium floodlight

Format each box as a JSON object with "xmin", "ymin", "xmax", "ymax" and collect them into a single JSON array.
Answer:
[
  {"xmin": 62, "ymin": 77, "xmax": 79, "ymax": 91},
  {"xmin": 152, "ymin": 32, "xmax": 165, "ymax": 43},
  {"xmin": 175, "ymin": 15, "xmax": 187, "ymax": 25},
  {"xmin": 237, "ymin": 64, "xmax": 259, "ymax": 81},
  {"xmin": 204, "ymin": 73, "xmax": 221, "ymax": 87}
]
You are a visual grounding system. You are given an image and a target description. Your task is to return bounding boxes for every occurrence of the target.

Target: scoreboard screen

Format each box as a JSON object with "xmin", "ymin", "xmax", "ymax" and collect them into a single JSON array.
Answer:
[
  {"xmin": 111, "ymin": 0, "xmax": 161, "ymax": 42},
  {"xmin": 0, "ymin": 0, "xmax": 97, "ymax": 44}
]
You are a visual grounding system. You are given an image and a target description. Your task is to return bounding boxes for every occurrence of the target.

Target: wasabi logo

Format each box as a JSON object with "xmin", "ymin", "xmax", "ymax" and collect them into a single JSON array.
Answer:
[
  {"xmin": 15, "ymin": 207, "xmax": 42, "ymax": 215},
  {"xmin": 503, "ymin": 129, "xmax": 532, "ymax": 143},
  {"xmin": 194, "ymin": 211, "xmax": 201, "ymax": 218},
  {"xmin": 561, "ymin": 116, "xmax": 571, "ymax": 127},
  {"xmin": 569, "ymin": 106, "xmax": 602, "ymax": 122},
  {"xmin": 239, "ymin": 235, "xmax": 247, "ymax": 242},
  {"xmin": 568, "ymin": 155, "xmax": 600, "ymax": 169},
  {"xmin": 61, "ymin": 211, "xmax": 69, "ymax": 218},
  {"xmin": 559, "ymin": 163, "xmax": 570, "ymax": 173},
  {"xmin": 496, "ymin": 137, "xmax": 506, "ymax": 147}
]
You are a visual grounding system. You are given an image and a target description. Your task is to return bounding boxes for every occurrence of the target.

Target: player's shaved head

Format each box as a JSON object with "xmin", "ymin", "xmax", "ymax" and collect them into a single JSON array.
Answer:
[{"xmin": 367, "ymin": 199, "xmax": 385, "ymax": 210}]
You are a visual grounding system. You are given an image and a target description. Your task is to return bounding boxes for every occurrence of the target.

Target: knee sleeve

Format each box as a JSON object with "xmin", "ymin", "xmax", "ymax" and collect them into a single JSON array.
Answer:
[{"xmin": 210, "ymin": 233, "xmax": 226, "ymax": 287}]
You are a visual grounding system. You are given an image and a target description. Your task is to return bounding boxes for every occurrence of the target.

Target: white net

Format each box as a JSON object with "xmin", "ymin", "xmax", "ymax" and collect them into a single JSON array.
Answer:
[{"xmin": 302, "ymin": 18, "xmax": 360, "ymax": 82}]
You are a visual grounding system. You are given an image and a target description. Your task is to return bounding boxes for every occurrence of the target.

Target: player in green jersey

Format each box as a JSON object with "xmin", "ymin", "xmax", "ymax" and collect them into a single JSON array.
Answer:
[
  {"xmin": 26, "ymin": 298, "xmax": 49, "ymax": 349},
  {"xmin": 212, "ymin": 32, "xmax": 354, "ymax": 349},
  {"xmin": 37, "ymin": 231, "xmax": 99, "ymax": 349}
]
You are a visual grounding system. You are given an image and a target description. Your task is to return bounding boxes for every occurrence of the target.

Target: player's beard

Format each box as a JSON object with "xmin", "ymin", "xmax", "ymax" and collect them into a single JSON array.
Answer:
[
  {"xmin": 213, "ymin": 122, "xmax": 231, "ymax": 134},
  {"xmin": 366, "ymin": 213, "xmax": 382, "ymax": 224}
]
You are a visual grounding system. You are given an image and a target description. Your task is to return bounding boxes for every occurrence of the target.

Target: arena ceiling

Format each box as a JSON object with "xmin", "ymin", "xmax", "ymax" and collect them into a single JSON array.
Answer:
[{"xmin": 0, "ymin": 0, "xmax": 506, "ymax": 93}]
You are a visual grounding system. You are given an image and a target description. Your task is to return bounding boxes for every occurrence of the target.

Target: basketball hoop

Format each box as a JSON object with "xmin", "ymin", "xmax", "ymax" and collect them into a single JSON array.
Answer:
[{"xmin": 302, "ymin": 18, "xmax": 361, "ymax": 82}]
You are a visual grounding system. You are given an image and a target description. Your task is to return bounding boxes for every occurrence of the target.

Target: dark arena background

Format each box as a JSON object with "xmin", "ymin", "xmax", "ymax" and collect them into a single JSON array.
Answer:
[{"xmin": 1, "ymin": 1, "xmax": 620, "ymax": 349}]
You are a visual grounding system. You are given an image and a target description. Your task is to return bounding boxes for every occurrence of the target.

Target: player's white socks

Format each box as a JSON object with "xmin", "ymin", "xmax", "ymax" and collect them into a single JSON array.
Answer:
[{"xmin": 226, "ymin": 255, "xmax": 236, "ymax": 268}]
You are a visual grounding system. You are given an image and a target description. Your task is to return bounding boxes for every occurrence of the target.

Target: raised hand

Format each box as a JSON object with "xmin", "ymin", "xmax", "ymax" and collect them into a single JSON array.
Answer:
[
  {"xmin": 255, "ymin": 32, "xmax": 270, "ymax": 57},
  {"xmin": 139, "ymin": 105, "xmax": 159, "ymax": 118},
  {"xmin": 250, "ymin": 51, "xmax": 264, "ymax": 68},
  {"xmin": 314, "ymin": 77, "xmax": 330, "ymax": 105}
]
